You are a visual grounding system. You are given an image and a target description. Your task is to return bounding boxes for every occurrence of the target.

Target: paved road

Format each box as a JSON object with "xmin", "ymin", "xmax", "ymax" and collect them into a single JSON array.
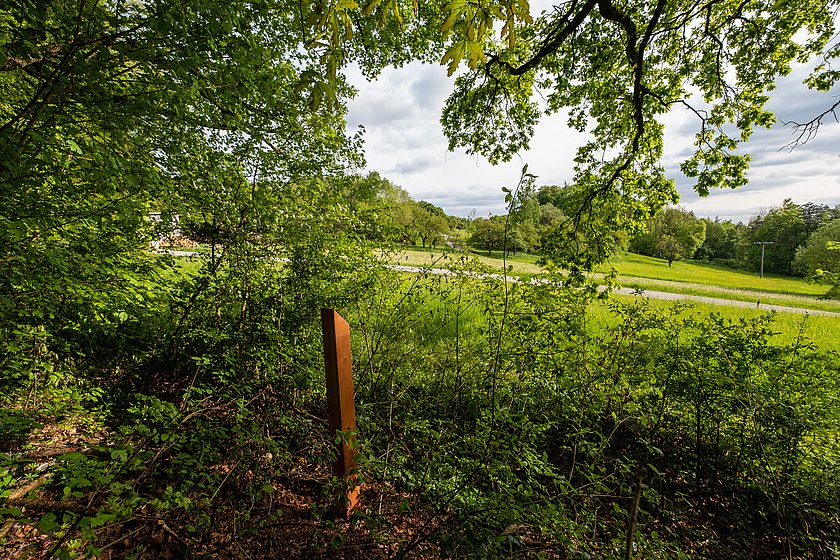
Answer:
[
  {"xmin": 612, "ymin": 287, "xmax": 840, "ymax": 316},
  {"xmin": 160, "ymin": 252, "xmax": 840, "ymax": 317}
]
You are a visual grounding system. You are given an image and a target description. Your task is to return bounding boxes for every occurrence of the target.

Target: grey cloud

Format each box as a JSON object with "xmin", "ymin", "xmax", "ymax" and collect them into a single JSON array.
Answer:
[
  {"xmin": 347, "ymin": 62, "xmax": 453, "ymax": 130},
  {"xmin": 409, "ymin": 67, "xmax": 452, "ymax": 111},
  {"xmin": 767, "ymin": 64, "xmax": 840, "ymax": 123},
  {"xmin": 346, "ymin": 97, "xmax": 415, "ymax": 128},
  {"xmin": 390, "ymin": 154, "xmax": 440, "ymax": 175},
  {"xmin": 413, "ymin": 183, "xmax": 509, "ymax": 217},
  {"xmin": 746, "ymin": 121, "xmax": 840, "ymax": 156},
  {"xmin": 436, "ymin": 196, "xmax": 507, "ymax": 218}
]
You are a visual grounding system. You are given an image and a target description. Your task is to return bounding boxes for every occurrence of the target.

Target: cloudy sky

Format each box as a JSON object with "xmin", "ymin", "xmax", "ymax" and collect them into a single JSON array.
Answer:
[{"xmin": 345, "ymin": 35, "xmax": 840, "ymax": 223}]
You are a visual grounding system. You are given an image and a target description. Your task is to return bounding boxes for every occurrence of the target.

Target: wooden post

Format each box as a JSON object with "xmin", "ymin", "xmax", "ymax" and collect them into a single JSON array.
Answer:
[{"xmin": 321, "ymin": 308, "xmax": 360, "ymax": 517}]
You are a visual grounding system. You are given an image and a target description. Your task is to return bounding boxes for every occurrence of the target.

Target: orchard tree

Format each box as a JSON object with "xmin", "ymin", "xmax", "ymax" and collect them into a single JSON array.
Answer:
[
  {"xmin": 470, "ymin": 217, "xmax": 506, "ymax": 256},
  {"xmin": 412, "ymin": 203, "xmax": 450, "ymax": 247},
  {"xmin": 656, "ymin": 235, "xmax": 682, "ymax": 267}
]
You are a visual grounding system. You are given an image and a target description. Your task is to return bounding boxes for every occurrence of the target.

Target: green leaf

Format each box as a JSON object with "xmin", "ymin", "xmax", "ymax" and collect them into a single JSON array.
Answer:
[
  {"xmin": 66, "ymin": 139, "xmax": 83, "ymax": 154},
  {"xmin": 36, "ymin": 512, "xmax": 59, "ymax": 533},
  {"xmin": 111, "ymin": 449, "xmax": 129, "ymax": 463}
]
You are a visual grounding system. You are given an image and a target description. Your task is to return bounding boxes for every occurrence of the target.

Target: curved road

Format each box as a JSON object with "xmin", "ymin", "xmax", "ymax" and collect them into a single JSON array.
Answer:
[
  {"xmin": 160, "ymin": 252, "xmax": 840, "ymax": 317},
  {"xmin": 389, "ymin": 264, "xmax": 840, "ymax": 317}
]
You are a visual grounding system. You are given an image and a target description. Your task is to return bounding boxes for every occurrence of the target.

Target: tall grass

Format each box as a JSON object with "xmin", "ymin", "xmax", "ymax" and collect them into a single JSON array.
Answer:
[{"xmin": 591, "ymin": 292, "xmax": 840, "ymax": 352}]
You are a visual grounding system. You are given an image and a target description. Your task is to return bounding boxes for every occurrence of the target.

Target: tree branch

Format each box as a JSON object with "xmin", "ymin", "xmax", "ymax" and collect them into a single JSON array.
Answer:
[
  {"xmin": 488, "ymin": 0, "xmax": 598, "ymax": 76},
  {"xmin": 783, "ymin": 97, "xmax": 840, "ymax": 150}
]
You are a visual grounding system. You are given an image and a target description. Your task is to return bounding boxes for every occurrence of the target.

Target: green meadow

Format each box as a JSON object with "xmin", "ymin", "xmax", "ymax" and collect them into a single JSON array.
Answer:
[
  {"xmin": 596, "ymin": 293, "xmax": 840, "ymax": 352},
  {"xmin": 388, "ymin": 246, "xmax": 840, "ymax": 351}
]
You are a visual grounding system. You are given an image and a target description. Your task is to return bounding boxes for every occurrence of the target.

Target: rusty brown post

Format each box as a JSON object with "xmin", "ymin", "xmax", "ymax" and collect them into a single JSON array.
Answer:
[{"xmin": 321, "ymin": 308, "xmax": 360, "ymax": 517}]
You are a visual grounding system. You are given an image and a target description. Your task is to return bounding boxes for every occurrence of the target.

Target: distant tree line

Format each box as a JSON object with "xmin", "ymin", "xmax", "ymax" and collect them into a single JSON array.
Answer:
[
  {"xmin": 628, "ymin": 200, "xmax": 840, "ymax": 281},
  {"xmin": 335, "ymin": 173, "xmax": 840, "ymax": 295}
]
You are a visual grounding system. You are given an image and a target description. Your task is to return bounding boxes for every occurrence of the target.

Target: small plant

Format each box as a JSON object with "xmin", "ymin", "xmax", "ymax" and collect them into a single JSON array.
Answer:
[{"xmin": 0, "ymin": 409, "xmax": 41, "ymax": 451}]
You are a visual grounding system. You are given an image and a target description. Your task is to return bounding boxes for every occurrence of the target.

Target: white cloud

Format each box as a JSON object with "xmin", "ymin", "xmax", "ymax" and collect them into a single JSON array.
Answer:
[{"xmin": 346, "ymin": 55, "xmax": 840, "ymax": 222}]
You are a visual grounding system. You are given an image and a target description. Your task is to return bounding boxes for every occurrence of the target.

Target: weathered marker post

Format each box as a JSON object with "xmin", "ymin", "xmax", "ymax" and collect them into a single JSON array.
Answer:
[{"xmin": 320, "ymin": 308, "xmax": 360, "ymax": 517}]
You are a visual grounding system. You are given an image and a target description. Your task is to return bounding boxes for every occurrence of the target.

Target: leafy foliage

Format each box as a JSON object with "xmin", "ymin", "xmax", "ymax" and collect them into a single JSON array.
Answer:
[
  {"xmin": 745, "ymin": 200, "xmax": 809, "ymax": 276},
  {"xmin": 794, "ymin": 219, "xmax": 840, "ymax": 279},
  {"xmin": 436, "ymin": 0, "xmax": 837, "ymax": 267},
  {"xmin": 814, "ymin": 242, "xmax": 840, "ymax": 300},
  {"xmin": 2, "ymin": 0, "xmax": 840, "ymax": 557},
  {"xmin": 630, "ymin": 207, "xmax": 707, "ymax": 266}
]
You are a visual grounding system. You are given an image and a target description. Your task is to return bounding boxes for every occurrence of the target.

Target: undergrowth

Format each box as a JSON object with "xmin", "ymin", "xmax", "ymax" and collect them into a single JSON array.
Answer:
[{"xmin": 2, "ymin": 235, "xmax": 839, "ymax": 558}]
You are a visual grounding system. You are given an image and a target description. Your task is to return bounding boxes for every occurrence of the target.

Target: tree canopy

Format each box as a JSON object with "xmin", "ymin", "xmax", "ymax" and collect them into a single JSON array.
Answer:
[
  {"xmin": 745, "ymin": 199, "xmax": 809, "ymax": 276},
  {"xmin": 0, "ymin": 0, "xmax": 368, "ymax": 339},
  {"xmin": 630, "ymin": 207, "xmax": 706, "ymax": 266},
  {"xmin": 434, "ymin": 0, "xmax": 838, "ymax": 265}
]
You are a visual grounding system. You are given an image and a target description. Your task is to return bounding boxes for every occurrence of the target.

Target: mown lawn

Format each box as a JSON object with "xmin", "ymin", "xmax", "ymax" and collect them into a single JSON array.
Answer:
[
  {"xmin": 606, "ymin": 252, "xmax": 827, "ymax": 296},
  {"xmin": 385, "ymin": 246, "xmax": 544, "ymax": 275}
]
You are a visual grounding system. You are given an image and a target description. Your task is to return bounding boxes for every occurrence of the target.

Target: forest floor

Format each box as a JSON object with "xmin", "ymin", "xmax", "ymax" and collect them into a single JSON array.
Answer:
[{"xmin": 0, "ymin": 410, "xmax": 446, "ymax": 560}]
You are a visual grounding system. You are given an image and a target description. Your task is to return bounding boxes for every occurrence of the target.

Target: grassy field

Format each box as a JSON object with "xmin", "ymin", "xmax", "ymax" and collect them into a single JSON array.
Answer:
[
  {"xmin": 606, "ymin": 252, "xmax": 824, "ymax": 295},
  {"xmin": 388, "ymin": 246, "xmax": 840, "ymax": 314},
  {"xmin": 604, "ymin": 254, "xmax": 840, "ymax": 313},
  {"xmin": 385, "ymin": 246, "xmax": 544, "ymax": 275}
]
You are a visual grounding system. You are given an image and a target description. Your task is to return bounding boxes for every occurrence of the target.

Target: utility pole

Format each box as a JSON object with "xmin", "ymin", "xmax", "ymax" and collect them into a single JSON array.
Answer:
[{"xmin": 754, "ymin": 241, "xmax": 774, "ymax": 278}]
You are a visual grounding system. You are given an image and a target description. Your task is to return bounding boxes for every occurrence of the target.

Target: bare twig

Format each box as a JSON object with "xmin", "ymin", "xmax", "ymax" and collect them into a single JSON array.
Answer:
[
  {"xmin": 783, "ymin": 98, "xmax": 840, "ymax": 150},
  {"xmin": 624, "ymin": 466, "xmax": 648, "ymax": 560}
]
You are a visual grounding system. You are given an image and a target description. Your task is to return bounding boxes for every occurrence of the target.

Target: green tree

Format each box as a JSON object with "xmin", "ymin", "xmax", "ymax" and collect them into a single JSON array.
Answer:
[
  {"xmin": 695, "ymin": 218, "xmax": 741, "ymax": 264},
  {"xmin": 793, "ymin": 219, "xmax": 840, "ymax": 279},
  {"xmin": 326, "ymin": 172, "xmax": 418, "ymax": 240},
  {"xmin": 412, "ymin": 203, "xmax": 450, "ymax": 248},
  {"xmin": 801, "ymin": 202, "xmax": 830, "ymax": 236},
  {"xmin": 630, "ymin": 207, "xmax": 706, "ymax": 264},
  {"xmin": 815, "ymin": 242, "xmax": 840, "ymax": 299},
  {"xmin": 531, "ymin": 182, "xmax": 629, "ymax": 265},
  {"xmin": 470, "ymin": 217, "xmax": 505, "ymax": 256},
  {"xmin": 655, "ymin": 234, "xmax": 682, "ymax": 266},
  {"xmin": 538, "ymin": 203, "xmax": 565, "ymax": 228},
  {"xmin": 381, "ymin": 183, "xmax": 418, "ymax": 243},
  {"xmin": 507, "ymin": 179, "xmax": 541, "ymax": 254},
  {"xmin": 746, "ymin": 200, "xmax": 808, "ymax": 276}
]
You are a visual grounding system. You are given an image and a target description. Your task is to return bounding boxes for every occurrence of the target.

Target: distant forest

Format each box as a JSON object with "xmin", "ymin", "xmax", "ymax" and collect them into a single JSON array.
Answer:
[{"xmin": 281, "ymin": 172, "xmax": 840, "ymax": 288}]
